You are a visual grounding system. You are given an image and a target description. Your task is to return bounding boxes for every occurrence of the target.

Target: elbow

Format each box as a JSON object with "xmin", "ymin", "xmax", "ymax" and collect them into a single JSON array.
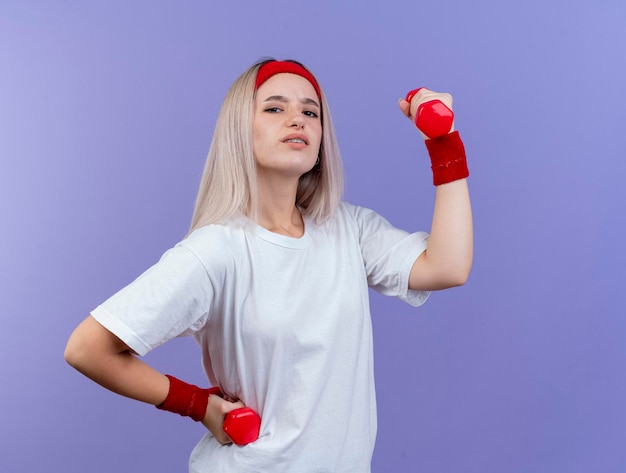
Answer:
[
  {"xmin": 64, "ymin": 331, "xmax": 87, "ymax": 371},
  {"xmin": 64, "ymin": 319, "xmax": 98, "ymax": 372},
  {"xmin": 443, "ymin": 263, "xmax": 472, "ymax": 288},
  {"xmin": 64, "ymin": 315, "xmax": 130, "ymax": 373},
  {"xmin": 410, "ymin": 252, "xmax": 472, "ymax": 291},
  {"xmin": 448, "ymin": 271, "xmax": 470, "ymax": 288},
  {"xmin": 448, "ymin": 253, "xmax": 473, "ymax": 287}
]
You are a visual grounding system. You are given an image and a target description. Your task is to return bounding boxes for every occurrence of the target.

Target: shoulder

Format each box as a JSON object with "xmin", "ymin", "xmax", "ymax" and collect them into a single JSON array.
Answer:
[
  {"xmin": 176, "ymin": 221, "xmax": 244, "ymax": 274},
  {"xmin": 334, "ymin": 201, "xmax": 387, "ymax": 228},
  {"xmin": 317, "ymin": 202, "xmax": 394, "ymax": 245},
  {"xmin": 333, "ymin": 201, "xmax": 369, "ymax": 221},
  {"xmin": 183, "ymin": 221, "xmax": 239, "ymax": 249}
]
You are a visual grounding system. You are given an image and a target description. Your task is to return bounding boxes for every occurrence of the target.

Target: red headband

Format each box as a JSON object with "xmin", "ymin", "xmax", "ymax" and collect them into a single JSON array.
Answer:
[{"xmin": 255, "ymin": 61, "xmax": 322, "ymax": 99}]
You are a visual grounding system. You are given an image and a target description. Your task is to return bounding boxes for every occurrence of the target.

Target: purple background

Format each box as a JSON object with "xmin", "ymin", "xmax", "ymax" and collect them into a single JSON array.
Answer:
[{"xmin": 2, "ymin": 1, "xmax": 625, "ymax": 471}]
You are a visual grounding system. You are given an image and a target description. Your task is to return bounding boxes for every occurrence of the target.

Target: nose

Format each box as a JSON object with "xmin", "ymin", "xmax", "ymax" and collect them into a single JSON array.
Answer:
[{"xmin": 288, "ymin": 112, "xmax": 305, "ymax": 129}]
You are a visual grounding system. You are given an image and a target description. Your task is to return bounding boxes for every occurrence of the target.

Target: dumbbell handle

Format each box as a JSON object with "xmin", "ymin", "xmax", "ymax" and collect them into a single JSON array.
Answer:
[
  {"xmin": 209, "ymin": 387, "xmax": 261, "ymax": 446},
  {"xmin": 405, "ymin": 88, "xmax": 454, "ymax": 139}
]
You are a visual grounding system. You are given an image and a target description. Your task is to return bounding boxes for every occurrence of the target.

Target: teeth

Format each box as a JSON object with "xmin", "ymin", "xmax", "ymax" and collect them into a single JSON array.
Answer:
[{"xmin": 285, "ymin": 139, "xmax": 305, "ymax": 144}]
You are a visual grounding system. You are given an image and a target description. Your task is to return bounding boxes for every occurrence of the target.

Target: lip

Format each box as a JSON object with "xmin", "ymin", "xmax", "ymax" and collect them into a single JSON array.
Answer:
[{"xmin": 281, "ymin": 133, "xmax": 309, "ymax": 146}]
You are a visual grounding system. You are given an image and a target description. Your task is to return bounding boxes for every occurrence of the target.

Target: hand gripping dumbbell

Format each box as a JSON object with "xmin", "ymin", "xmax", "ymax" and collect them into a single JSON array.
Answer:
[
  {"xmin": 209, "ymin": 387, "xmax": 261, "ymax": 446},
  {"xmin": 405, "ymin": 88, "xmax": 454, "ymax": 139}
]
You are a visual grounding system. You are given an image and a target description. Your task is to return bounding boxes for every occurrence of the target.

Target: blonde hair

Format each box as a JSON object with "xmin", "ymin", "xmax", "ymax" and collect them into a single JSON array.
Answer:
[{"xmin": 188, "ymin": 59, "xmax": 344, "ymax": 234}]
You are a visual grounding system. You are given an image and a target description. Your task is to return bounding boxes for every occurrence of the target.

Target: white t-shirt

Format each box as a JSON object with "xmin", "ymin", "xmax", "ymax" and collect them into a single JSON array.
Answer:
[{"xmin": 92, "ymin": 202, "xmax": 430, "ymax": 473}]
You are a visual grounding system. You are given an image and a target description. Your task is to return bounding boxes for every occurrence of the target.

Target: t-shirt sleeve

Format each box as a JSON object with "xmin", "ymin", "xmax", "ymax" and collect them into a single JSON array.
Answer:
[
  {"xmin": 351, "ymin": 204, "xmax": 430, "ymax": 307},
  {"xmin": 91, "ymin": 244, "xmax": 215, "ymax": 356}
]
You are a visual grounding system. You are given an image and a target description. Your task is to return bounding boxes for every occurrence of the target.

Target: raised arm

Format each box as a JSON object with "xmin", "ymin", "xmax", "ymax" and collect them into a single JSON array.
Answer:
[{"xmin": 397, "ymin": 88, "xmax": 473, "ymax": 291}]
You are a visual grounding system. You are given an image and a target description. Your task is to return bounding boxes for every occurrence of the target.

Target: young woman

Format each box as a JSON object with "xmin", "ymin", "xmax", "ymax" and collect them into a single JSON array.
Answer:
[{"xmin": 65, "ymin": 59, "xmax": 473, "ymax": 472}]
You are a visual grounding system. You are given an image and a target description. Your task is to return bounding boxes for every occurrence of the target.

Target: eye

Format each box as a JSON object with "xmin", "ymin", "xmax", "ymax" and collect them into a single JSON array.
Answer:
[
  {"xmin": 264, "ymin": 106, "xmax": 282, "ymax": 113},
  {"xmin": 303, "ymin": 110, "xmax": 319, "ymax": 118}
]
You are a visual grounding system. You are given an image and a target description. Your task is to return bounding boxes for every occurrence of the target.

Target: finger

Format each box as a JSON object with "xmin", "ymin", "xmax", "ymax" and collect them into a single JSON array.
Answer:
[
  {"xmin": 227, "ymin": 400, "xmax": 246, "ymax": 411},
  {"xmin": 408, "ymin": 90, "xmax": 428, "ymax": 119},
  {"xmin": 397, "ymin": 99, "xmax": 411, "ymax": 118},
  {"xmin": 217, "ymin": 434, "xmax": 233, "ymax": 445},
  {"xmin": 420, "ymin": 91, "xmax": 454, "ymax": 110},
  {"xmin": 428, "ymin": 92, "xmax": 453, "ymax": 109}
]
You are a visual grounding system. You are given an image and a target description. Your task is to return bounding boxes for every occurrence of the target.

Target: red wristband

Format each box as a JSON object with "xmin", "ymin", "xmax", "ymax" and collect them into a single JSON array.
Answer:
[
  {"xmin": 156, "ymin": 375, "xmax": 213, "ymax": 422},
  {"xmin": 425, "ymin": 130, "xmax": 469, "ymax": 186}
]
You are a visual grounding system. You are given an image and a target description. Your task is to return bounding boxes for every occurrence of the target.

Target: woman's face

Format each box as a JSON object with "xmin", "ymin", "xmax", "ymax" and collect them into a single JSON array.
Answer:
[{"xmin": 253, "ymin": 73, "xmax": 322, "ymax": 178}]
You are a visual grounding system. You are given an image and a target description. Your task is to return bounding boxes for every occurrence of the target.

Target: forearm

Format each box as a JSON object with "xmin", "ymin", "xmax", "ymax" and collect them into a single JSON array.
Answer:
[
  {"xmin": 409, "ymin": 177, "xmax": 473, "ymax": 290},
  {"xmin": 426, "ymin": 178, "xmax": 473, "ymax": 283},
  {"xmin": 65, "ymin": 315, "xmax": 169, "ymax": 406}
]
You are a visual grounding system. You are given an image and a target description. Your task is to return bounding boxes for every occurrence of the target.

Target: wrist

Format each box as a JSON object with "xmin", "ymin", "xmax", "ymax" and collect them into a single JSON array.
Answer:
[
  {"xmin": 425, "ymin": 131, "xmax": 469, "ymax": 186},
  {"xmin": 156, "ymin": 375, "xmax": 213, "ymax": 422}
]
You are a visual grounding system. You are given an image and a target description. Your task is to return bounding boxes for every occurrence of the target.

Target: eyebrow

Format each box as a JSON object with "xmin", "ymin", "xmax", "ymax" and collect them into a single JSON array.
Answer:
[{"xmin": 262, "ymin": 95, "xmax": 320, "ymax": 109}]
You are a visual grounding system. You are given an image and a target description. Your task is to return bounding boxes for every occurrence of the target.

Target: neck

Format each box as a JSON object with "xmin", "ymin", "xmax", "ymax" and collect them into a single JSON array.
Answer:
[{"xmin": 255, "ymin": 171, "xmax": 304, "ymax": 238}]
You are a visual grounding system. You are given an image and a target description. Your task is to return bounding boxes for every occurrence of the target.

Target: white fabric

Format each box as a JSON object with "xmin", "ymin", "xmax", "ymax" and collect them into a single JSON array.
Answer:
[{"xmin": 91, "ymin": 202, "xmax": 429, "ymax": 473}]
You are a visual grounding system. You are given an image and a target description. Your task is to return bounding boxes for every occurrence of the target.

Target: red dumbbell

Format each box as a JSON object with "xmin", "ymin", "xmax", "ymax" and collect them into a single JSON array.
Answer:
[
  {"xmin": 405, "ymin": 88, "xmax": 454, "ymax": 139},
  {"xmin": 209, "ymin": 387, "xmax": 261, "ymax": 446},
  {"xmin": 223, "ymin": 407, "xmax": 261, "ymax": 445}
]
